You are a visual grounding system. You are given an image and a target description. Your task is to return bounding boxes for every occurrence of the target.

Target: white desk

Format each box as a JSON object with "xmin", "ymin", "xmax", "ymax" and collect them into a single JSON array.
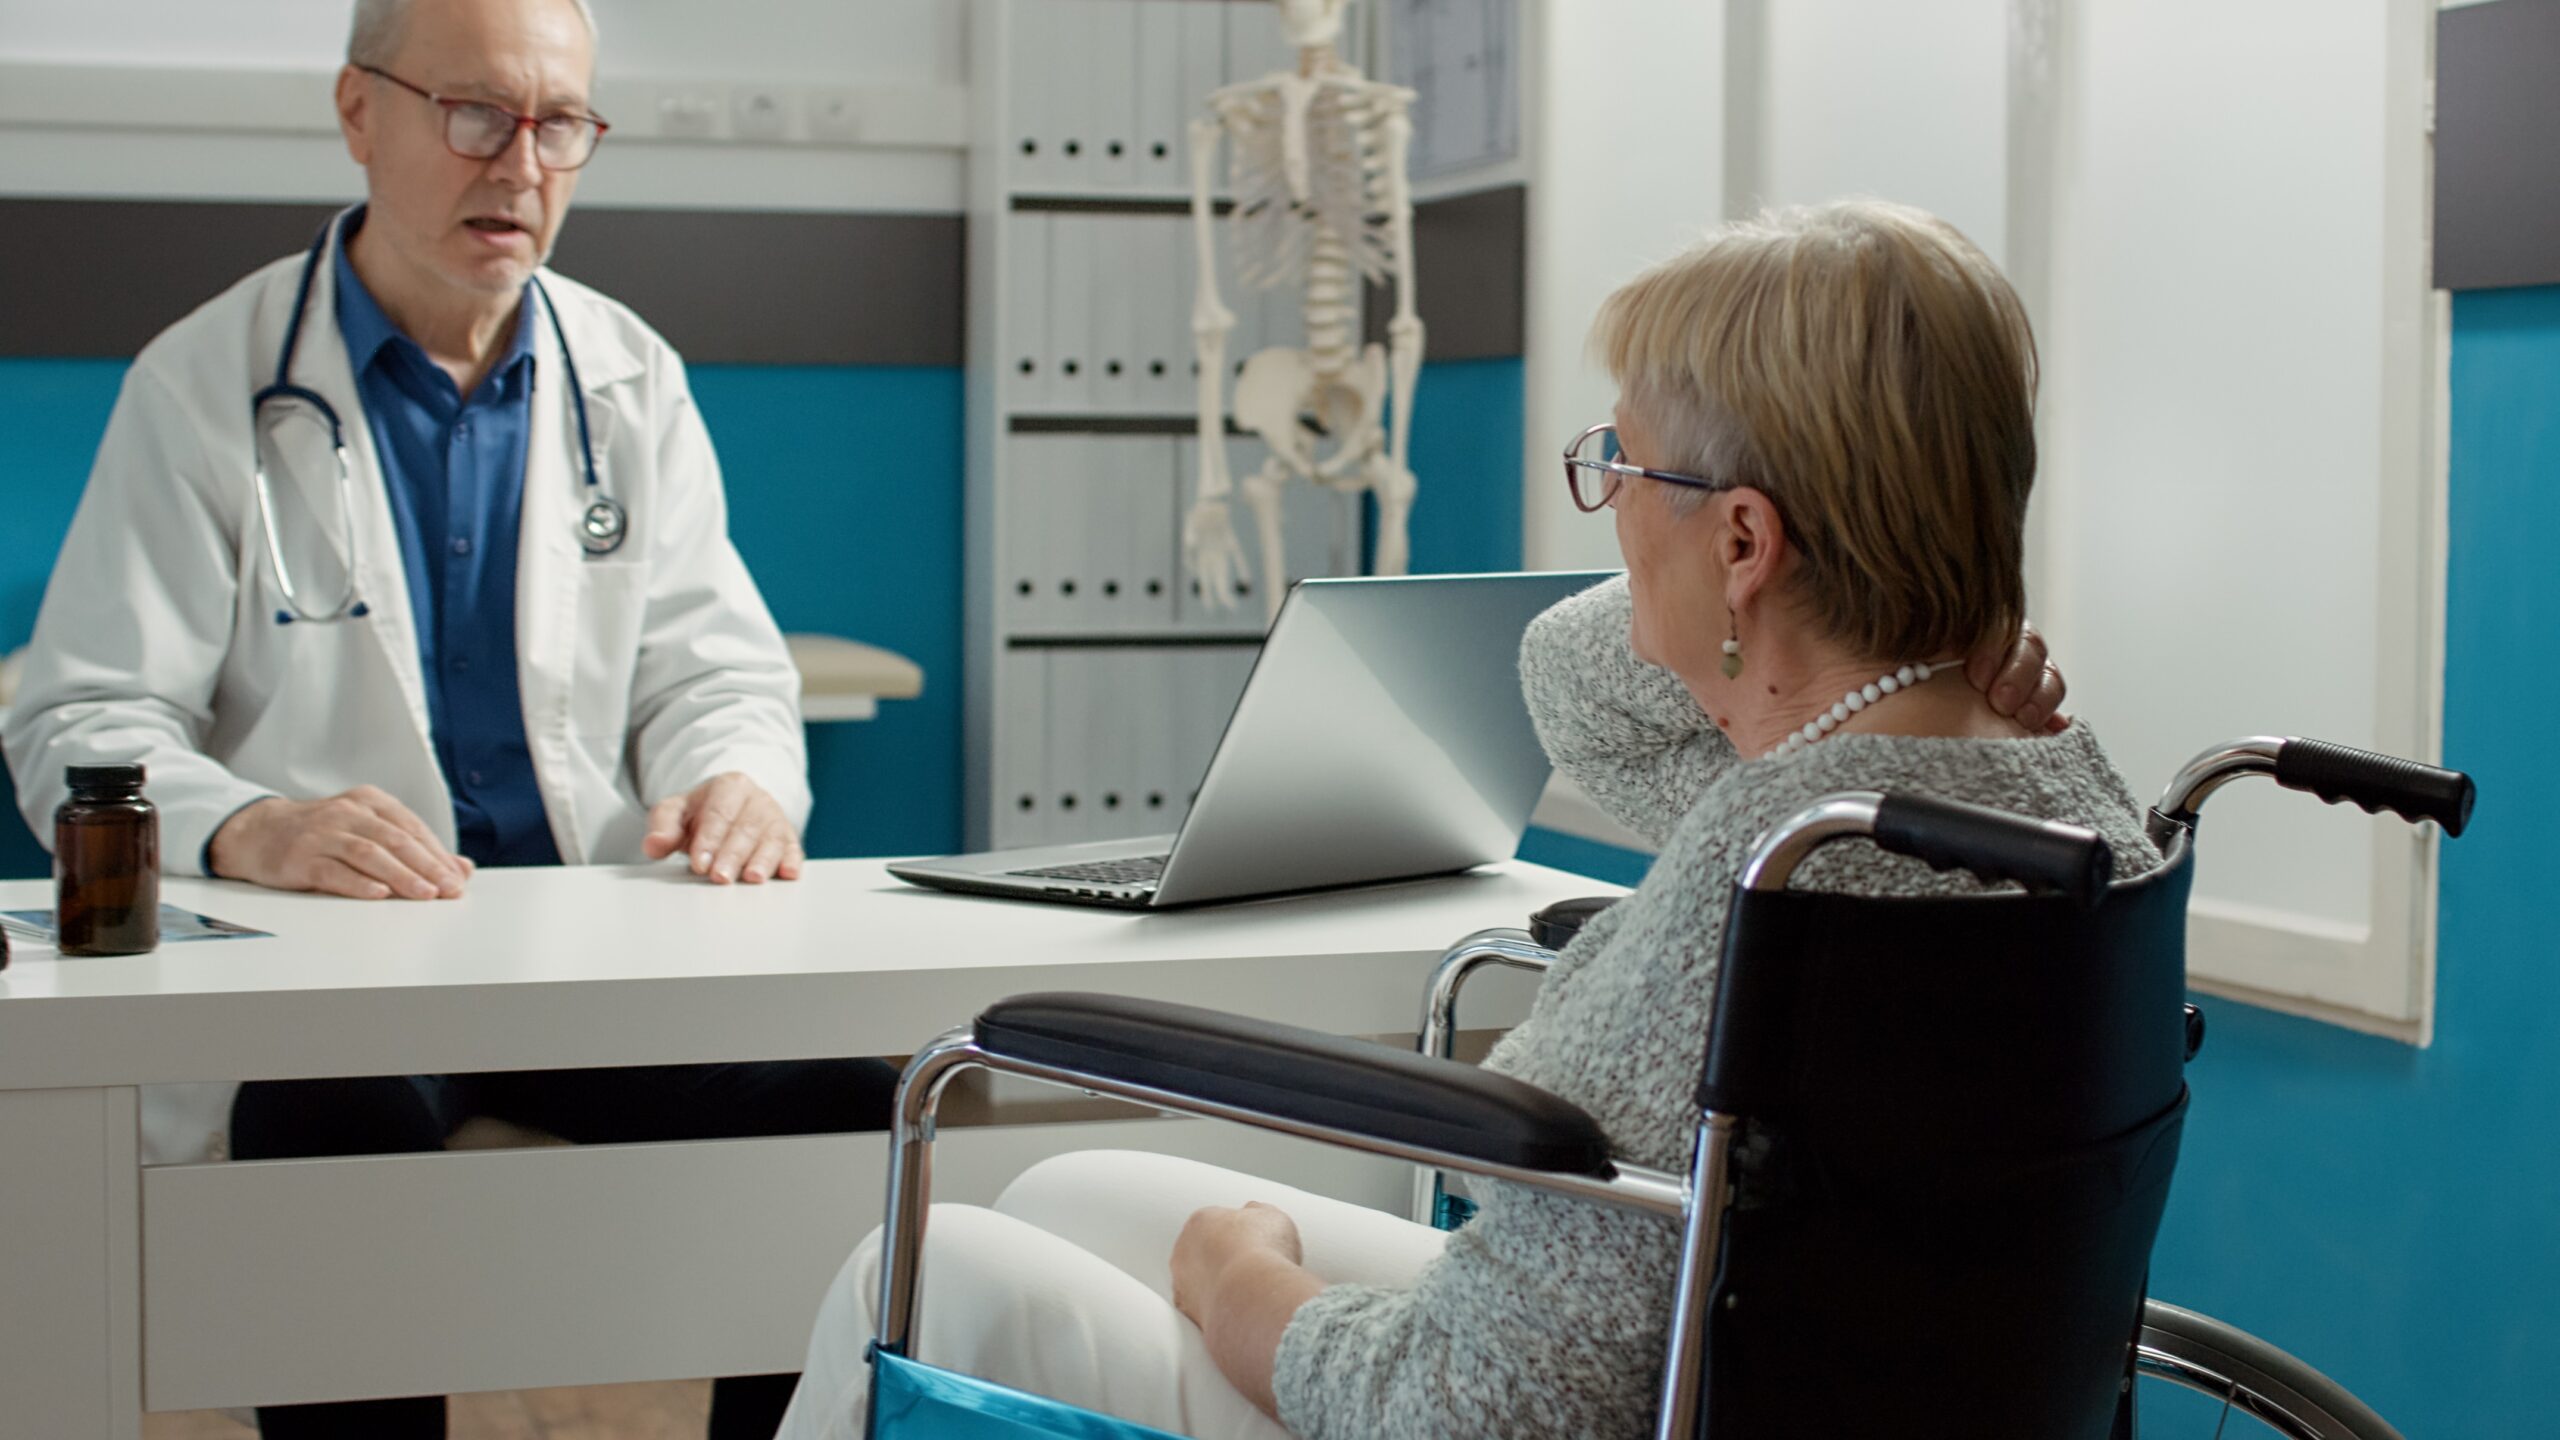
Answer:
[{"xmin": 0, "ymin": 858, "xmax": 1604, "ymax": 1434}]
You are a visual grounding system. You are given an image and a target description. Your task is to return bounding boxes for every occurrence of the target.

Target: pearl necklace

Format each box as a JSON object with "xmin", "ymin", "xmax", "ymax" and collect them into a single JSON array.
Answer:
[{"xmin": 1762, "ymin": 660, "xmax": 1961, "ymax": 761}]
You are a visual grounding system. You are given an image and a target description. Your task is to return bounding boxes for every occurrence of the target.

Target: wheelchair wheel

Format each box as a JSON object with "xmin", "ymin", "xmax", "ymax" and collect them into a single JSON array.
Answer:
[{"xmin": 2136, "ymin": 1302, "xmax": 2404, "ymax": 1440}]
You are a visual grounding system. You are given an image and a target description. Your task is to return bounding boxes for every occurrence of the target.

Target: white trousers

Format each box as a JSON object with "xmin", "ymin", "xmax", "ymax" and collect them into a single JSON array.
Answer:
[{"xmin": 776, "ymin": 1149, "xmax": 1448, "ymax": 1440}]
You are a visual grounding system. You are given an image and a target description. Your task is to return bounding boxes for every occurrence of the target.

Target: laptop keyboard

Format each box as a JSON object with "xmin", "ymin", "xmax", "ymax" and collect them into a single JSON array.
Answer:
[{"xmin": 1006, "ymin": 854, "xmax": 1170, "ymax": 888}]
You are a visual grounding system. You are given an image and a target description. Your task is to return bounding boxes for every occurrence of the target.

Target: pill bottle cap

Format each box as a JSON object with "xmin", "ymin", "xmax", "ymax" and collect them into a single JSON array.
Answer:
[{"xmin": 66, "ymin": 763, "xmax": 147, "ymax": 797}]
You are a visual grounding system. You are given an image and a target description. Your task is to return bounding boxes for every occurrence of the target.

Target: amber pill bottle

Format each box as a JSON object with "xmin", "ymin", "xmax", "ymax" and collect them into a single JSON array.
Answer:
[{"xmin": 56, "ymin": 763, "xmax": 159, "ymax": 956}]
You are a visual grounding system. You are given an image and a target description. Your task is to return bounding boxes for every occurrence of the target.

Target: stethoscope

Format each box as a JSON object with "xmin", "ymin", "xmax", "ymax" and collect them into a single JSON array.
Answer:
[{"xmin": 250, "ymin": 212, "xmax": 628, "ymax": 625}]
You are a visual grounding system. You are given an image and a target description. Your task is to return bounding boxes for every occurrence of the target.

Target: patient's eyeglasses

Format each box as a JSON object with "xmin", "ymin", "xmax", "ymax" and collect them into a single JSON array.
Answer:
[
  {"xmin": 1563, "ymin": 423, "xmax": 1734, "ymax": 513},
  {"xmin": 360, "ymin": 65, "xmax": 610, "ymax": 171}
]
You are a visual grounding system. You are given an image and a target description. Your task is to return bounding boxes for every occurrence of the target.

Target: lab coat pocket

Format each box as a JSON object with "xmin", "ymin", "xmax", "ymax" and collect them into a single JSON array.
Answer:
[{"xmin": 570, "ymin": 561, "xmax": 651, "ymax": 743}]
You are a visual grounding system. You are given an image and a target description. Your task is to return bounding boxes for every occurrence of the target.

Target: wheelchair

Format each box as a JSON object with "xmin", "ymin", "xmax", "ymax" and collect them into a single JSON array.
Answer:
[{"xmin": 863, "ymin": 735, "xmax": 2473, "ymax": 1440}]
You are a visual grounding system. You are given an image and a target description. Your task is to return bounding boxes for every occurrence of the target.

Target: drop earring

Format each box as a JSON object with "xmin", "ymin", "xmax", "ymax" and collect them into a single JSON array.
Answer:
[{"xmin": 1720, "ymin": 622, "xmax": 1744, "ymax": 680}]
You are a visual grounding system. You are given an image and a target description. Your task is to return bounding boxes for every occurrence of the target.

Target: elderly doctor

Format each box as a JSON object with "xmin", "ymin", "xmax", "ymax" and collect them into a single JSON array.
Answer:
[{"xmin": 0, "ymin": 0, "xmax": 894, "ymax": 1437}]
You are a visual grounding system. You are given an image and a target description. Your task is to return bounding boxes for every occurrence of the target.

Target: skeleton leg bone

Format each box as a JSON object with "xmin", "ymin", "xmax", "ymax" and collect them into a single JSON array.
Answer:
[
  {"xmin": 1184, "ymin": 113, "xmax": 1248, "ymax": 609},
  {"xmin": 1239, "ymin": 456, "xmax": 1294, "ymax": 624}
]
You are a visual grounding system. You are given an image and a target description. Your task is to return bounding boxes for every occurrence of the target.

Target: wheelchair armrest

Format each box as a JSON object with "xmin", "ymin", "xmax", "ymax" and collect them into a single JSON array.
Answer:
[
  {"xmin": 1529, "ymin": 894, "xmax": 1619, "ymax": 952},
  {"xmin": 975, "ymin": 993, "xmax": 1618, "ymax": 1177}
]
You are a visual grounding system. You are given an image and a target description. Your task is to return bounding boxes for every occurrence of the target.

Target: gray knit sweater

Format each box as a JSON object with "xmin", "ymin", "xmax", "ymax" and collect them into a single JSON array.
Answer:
[{"xmin": 1270, "ymin": 576, "xmax": 2161, "ymax": 1440}]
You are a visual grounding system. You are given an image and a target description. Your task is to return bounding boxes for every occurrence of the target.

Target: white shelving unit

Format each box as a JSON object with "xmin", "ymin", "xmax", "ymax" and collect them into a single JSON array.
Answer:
[{"xmin": 964, "ymin": 0, "xmax": 1370, "ymax": 850}]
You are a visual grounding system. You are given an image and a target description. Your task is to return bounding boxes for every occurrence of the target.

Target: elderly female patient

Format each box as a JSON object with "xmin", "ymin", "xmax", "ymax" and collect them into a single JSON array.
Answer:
[{"xmin": 777, "ymin": 200, "xmax": 2161, "ymax": 1440}]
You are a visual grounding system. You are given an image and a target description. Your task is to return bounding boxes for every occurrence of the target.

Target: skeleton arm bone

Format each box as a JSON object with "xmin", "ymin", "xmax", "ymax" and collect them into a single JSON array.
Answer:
[
  {"xmin": 1372, "ymin": 97, "xmax": 1424, "ymax": 575},
  {"xmin": 1185, "ymin": 110, "xmax": 1249, "ymax": 612}
]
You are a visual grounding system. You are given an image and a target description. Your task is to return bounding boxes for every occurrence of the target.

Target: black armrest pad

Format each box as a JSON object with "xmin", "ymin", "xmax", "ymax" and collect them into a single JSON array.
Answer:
[
  {"xmin": 975, "ymin": 993, "xmax": 1617, "ymax": 1177},
  {"xmin": 1530, "ymin": 895, "xmax": 1620, "ymax": 952}
]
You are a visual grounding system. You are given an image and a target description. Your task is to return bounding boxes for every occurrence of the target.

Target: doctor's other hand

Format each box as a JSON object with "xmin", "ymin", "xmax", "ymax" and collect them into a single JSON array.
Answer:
[
  {"xmin": 643, "ymin": 772, "xmax": 804, "ymax": 885},
  {"xmin": 208, "ymin": 788, "xmax": 473, "ymax": 900}
]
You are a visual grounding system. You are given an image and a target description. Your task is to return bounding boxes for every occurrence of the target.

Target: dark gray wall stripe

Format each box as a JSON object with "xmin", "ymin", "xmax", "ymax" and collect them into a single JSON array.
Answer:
[
  {"xmin": 0, "ymin": 198, "xmax": 963, "ymax": 366},
  {"xmin": 1369, "ymin": 183, "xmax": 1526, "ymax": 361},
  {"xmin": 2436, "ymin": 0, "xmax": 2560, "ymax": 292},
  {"xmin": 0, "ymin": 185, "xmax": 1523, "ymax": 364}
]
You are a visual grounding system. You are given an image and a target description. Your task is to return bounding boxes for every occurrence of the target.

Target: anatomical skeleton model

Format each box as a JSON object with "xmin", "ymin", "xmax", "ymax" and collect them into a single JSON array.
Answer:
[{"xmin": 1185, "ymin": 0, "xmax": 1423, "ymax": 621}]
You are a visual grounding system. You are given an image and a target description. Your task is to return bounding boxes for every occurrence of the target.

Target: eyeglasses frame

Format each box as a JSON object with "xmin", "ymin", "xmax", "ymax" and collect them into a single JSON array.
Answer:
[
  {"xmin": 358, "ymin": 63, "xmax": 610, "ymax": 171},
  {"xmin": 1563, "ymin": 422, "xmax": 1736, "ymax": 513}
]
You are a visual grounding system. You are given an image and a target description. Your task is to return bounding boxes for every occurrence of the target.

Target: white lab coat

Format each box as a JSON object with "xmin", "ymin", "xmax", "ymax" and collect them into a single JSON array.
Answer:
[{"xmin": 1, "ymin": 223, "xmax": 811, "ymax": 1165}]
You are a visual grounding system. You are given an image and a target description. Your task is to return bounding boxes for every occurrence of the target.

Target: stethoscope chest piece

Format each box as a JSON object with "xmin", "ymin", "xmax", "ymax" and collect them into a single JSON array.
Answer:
[{"xmin": 580, "ymin": 496, "xmax": 629, "ymax": 555}]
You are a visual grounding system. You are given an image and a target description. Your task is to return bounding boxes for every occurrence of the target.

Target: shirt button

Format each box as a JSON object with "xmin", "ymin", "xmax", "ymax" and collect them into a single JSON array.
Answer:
[
  {"xmin": 451, "ymin": 655, "xmax": 471, "ymax": 674},
  {"xmin": 454, "ymin": 421, "xmax": 472, "ymax": 440},
  {"xmin": 467, "ymin": 770, "xmax": 486, "ymax": 787},
  {"xmin": 451, "ymin": 536, "xmax": 473, "ymax": 557}
]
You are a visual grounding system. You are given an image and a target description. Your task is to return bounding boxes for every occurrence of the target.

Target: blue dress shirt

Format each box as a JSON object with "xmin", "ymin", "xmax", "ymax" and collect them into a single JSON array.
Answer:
[{"xmin": 333, "ymin": 214, "xmax": 562, "ymax": 868}]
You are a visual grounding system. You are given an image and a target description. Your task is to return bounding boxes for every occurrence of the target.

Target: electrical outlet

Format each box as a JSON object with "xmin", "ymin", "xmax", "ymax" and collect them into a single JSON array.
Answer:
[
  {"xmin": 731, "ymin": 86, "xmax": 792, "ymax": 142},
  {"xmin": 657, "ymin": 90, "xmax": 719, "ymax": 140},
  {"xmin": 807, "ymin": 87, "xmax": 862, "ymax": 144}
]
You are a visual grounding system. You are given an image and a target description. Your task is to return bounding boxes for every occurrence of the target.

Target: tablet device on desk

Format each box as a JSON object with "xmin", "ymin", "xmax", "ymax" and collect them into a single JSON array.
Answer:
[{"xmin": 891, "ymin": 570, "xmax": 1617, "ymax": 910}]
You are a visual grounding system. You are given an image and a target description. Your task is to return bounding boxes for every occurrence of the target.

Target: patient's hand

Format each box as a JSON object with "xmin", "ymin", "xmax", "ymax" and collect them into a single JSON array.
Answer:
[
  {"xmin": 1171, "ymin": 1201, "xmax": 1319, "ymax": 1421},
  {"xmin": 1968, "ymin": 619, "xmax": 2067, "ymax": 733}
]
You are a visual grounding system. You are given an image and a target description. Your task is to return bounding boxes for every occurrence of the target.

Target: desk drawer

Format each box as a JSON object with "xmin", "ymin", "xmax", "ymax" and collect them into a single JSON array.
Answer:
[{"xmin": 141, "ymin": 1114, "xmax": 1408, "ymax": 1412}]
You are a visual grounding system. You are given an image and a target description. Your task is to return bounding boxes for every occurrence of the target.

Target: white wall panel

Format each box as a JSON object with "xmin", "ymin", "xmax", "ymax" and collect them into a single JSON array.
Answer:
[
  {"xmin": 2038, "ymin": 0, "xmax": 2440, "ymax": 1032},
  {"xmin": 1742, "ymin": 0, "xmax": 2010, "ymax": 265},
  {"xmin": 1519, "ymin": 0, "xmax": 1729, "ymax": 571},
  {"xmin": 0, "ymin": 0, "xmax": 968, "ymax": 211}
]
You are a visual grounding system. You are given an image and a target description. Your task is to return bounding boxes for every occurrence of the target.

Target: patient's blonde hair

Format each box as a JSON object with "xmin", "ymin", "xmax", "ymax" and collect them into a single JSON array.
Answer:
[{"xmin": 1591, "ymin": 200, "xmax": 2037, "ymax": 662}]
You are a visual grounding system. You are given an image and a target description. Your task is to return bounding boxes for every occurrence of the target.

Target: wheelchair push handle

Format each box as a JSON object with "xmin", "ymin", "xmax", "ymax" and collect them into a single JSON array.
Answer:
[
  {"xmin": 1740, "ymin": 791, "xmax": 2112, "ymax": 908},
  {"xmin": 1872, "ymin": 793, "xmax": 2114, "ymax": 907},
  {"xmin": 2274, "ymin": 738, "xmax": 2475, "ymax": 837},
  {"xmin": 2155, "ymin": 735, "xmax": 2476, "ymax": 838}
]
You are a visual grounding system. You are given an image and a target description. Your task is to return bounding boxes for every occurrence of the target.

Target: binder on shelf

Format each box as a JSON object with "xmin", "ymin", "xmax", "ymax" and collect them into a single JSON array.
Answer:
[
  {"xmin": 1001, "ymin": 434, "xmax": 1056, "ymax": 632},
  {"xmin": 1006, "ymin": 0, "xmax": 1063, "ymax": 190},
  {"xmin": 1088, "ymin": 0, "xmax": 1141, "ymax": 190},
  {"xmin": 1137, "ymin": 215, "xmax": 1190, "ymax": 413},
  {"xmin": 1134, "ymin": 1, "xmax": 1188, "ymax": 193},
  {"xmin": 1055, "ymin": 433, "xmax": 1102, "ymax": 631},
  {"xmin": 1091, "ymin": 214, "xmax": 1143, "ymax": 413},
  {"xmin": 1003, "ymin": 209, "xmax": 1051, "ymax": 412},
  {"xmin": 1046, "ymin": 211, "xmax": 1098, "ymax": 412},
  {"xmin": 1084, "ymin": 648, "xmax": 1143, "ymax": 839},
  {"xmin": 993, "ymin": 647, "xmax": 1049, "ymax": 849},
  {"xmin": 1044, "ymin": 648, "xmax": 1096, "ymax": 838},
  {"xmin": 1050, "ymin": 0, "xmax": 1096, "ymax": 190},
  {"xmin": 1087, "ymin": 435, "xmax": 1140, "ymax": 629},
  {"xmin": 1126, "ymin": 646, "xmax": 1179, "ymax": 832},
  {"xmin": 1128, "ymin": 436, "xmax": 1180, "ymax": 628}
]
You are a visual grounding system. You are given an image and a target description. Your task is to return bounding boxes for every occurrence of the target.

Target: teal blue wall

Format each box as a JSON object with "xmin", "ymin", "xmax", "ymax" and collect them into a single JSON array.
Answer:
[
  {"xmin": 688, "ymin": 365, "xmax": 965, "ymax": 861},
  {"xmin": 0, "ymin": 355, "xmax": 1525, "ymax": 874}
]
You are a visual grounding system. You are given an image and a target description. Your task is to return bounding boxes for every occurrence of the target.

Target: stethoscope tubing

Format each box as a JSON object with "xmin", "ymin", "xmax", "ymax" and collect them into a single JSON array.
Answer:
[{"xmin": 253, "ymin": 209, "xmax": 625, "ymax": 626}]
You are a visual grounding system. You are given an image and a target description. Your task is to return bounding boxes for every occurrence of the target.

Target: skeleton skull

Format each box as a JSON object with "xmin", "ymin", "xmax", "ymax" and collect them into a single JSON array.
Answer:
[{"xmin": 1273, "ymin": 0, "xmax": 1354, "ymax": 50}]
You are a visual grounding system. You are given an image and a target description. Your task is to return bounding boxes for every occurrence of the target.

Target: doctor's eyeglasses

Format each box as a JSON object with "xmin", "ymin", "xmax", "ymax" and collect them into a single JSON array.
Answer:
[
  {"xmin": 1562, "ymin": 423, "xmax": 1735, "ymax": 513},
  {"xmin": 359, "ymin": 65, "xmax": 610, "ymax": 171}
]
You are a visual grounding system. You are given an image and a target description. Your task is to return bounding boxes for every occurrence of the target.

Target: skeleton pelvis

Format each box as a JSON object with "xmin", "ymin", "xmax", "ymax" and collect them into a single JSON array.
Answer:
[{"xmin": 1232, "ymin": 342, "xmax": 1388, "ymax": 484}]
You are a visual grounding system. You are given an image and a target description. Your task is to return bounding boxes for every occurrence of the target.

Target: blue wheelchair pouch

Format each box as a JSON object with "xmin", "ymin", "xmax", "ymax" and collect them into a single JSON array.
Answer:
[{"xmin": 868, "ymin": 1346, "xmax": 1193, "ymax": 1440}]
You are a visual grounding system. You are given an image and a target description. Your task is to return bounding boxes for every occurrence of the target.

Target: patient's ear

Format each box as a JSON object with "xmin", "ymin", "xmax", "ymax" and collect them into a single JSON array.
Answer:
[{"xmin": 1718, "ymin": 488, "xmax": 1790, "ymax": 614}]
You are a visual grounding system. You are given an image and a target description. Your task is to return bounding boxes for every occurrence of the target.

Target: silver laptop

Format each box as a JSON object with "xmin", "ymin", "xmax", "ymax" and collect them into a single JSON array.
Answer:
[{"xmin": 890, "ymin": 570, "xmax": 1616, "ymax": 908}]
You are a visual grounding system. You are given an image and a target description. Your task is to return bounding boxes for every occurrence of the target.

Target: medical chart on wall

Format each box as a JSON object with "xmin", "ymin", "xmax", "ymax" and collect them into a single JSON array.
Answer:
[{"xmin": 1386, "ymin": 0, "xmax": 1519, "ymax": 179}]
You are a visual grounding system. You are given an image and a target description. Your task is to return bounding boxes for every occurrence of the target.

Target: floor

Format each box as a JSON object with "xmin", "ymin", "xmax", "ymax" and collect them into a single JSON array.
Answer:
[{"xmin": 142, "ymin": 1382, "xmax": 711, "ymax": 1439}]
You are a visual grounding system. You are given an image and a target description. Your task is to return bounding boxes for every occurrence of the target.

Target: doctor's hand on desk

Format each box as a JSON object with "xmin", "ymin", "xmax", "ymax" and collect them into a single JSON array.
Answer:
[
  {"xmin": 208, "ymin": 788, "xmax": 474, "ymax": 900},
  {"xmin": 642, "ymin": 772, "xmax": 804, "ymax": 885}
]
